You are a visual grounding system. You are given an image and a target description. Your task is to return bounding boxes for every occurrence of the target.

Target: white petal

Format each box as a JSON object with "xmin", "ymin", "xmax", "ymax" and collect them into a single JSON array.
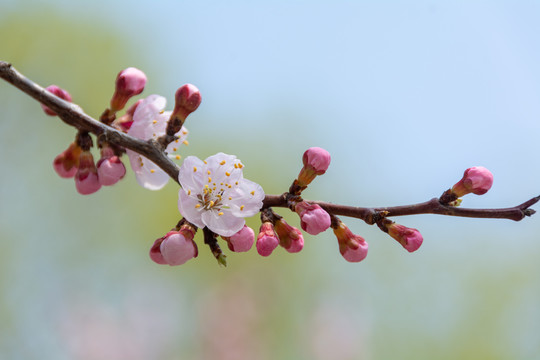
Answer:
[
  {"xmin": 129, "ymin": 95, "xmax": 167, "ymax": 140},
  {"xmin": 205, "ymin": 152, "xmax": 243, "ymax": 185},
  {"xmin": 127, "ymin": 150, "xmax": 169, "ymax": 190},
  {"xmin": 178, "ymin": 189, "xmax": 205, "ymax": 229},
  {"xmin": 178, "ymin": 156, "xmax": 206, "ymax": 192},
  {"xmin": 165, "ymin": 125, "xmax": 189, "ymax": 154},
  {"xmin": 132, "ymin": 95, "xmax": 166, "ymax": 124},
  {"xmin": 201, "ymin": 209, "xmax": 245, "ymax": 237},
  {"xmin": 228, "ymin": 178, "xmax": 265, "ymax": 217}
]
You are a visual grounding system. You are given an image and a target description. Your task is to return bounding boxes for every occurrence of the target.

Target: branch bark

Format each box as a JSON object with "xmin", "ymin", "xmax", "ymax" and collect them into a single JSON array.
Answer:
[{"xmin": 1, "ymin": 60, "xmax": 538, "ymax": 223}]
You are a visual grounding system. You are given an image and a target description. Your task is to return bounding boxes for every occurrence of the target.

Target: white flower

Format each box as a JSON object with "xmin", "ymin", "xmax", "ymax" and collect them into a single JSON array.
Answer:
[
  {"xmin": 127, "ymin": 95, "xmax": 188, "ymax": 190},
  {"xmin": 178, "ymin": 153, "xmax": 265, "ymax": 237}
]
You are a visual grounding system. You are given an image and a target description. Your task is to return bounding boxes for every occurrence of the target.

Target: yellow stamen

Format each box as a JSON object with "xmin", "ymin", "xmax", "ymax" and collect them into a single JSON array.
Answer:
[
  {"xmin": 150, "ymin": 169, "xmax": 155, "ymax": 173},
  {"xmin": 195, "ymin": 204, "xmax": 201, "ymax": 208},
  {"xmin": 208, "ymin": 177, "xmax": 212, "ymax": 183},
  {"xmin": 218, "ymin": 212, "xmax": 224, "ymax": 216},
  {"xmin": 228, "ymin": 197, "xmax": 232, "ymax": 200},
  {"xmin": 225, "ymin": 172, "xmax": 230, "ymax": 177},
  {"xmin": 204, "ymin": 160, "xmax": 207, "ymax": 164},
  {"xmin": 175, "ymin": 139, "xmax": 179, "ymax": 143},
  {"xmin": 182, "ymin": 130, "xmax": 188, "ymax": 135},
  {"xmin": 220, "ymin": 160, "xmax": 226, "ymax": 165},
  {"xmin": 183, "ymin": 140, "xmax": 189, "ymax": 145},
  {"xmin": 159, "ymin": 110, "xmax": 165, "ymax": 114},
  {"xmin": 250, "ymin": 191, "xmax": 255, "ymax": 196},
  {"xmin": 238, "ymin": 163, "xmax": 243, "ymax": 168},
  {"xmin": 193, "ymin": 166, "xmax": 197, "ymax": 172},
  {"xmin": 152, "ymin": 120, "xmax": 157, "ymax": 124},
  {"xmin": 209, "ymin": 201, "xmax": 214, "ymax": 207},
  {"xmin": 175, "ymin": 155, "xmax": 181, "ymax": 160},
  {"xmin": 207, "ymin": 170, "xmax": 211, "ymax": 175},
  {"xmin": 188, "ymin": 190, "xmax": 191, "ymax": 195},
  {"xmin": 173, "ymin": 147, "xmax": 177, "ymax": 152},
  {"xmin": 240, "ymin": 205, "xmax": 244, "ymax": 211}
]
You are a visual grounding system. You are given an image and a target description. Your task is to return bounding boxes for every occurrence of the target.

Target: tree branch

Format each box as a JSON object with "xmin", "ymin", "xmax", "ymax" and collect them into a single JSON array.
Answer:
[{"xmin": 1, "ymin": 60, "xmax": 537, "ymax": 223}]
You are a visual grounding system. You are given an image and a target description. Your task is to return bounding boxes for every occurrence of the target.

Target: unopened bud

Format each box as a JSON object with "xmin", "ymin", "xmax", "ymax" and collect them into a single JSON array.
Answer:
[
  {"xmin": 41, "ymin": 85, "xmax": 73, "ymax": 116},
  {"xmin": 75, "ymin": 151, "xmax": 101, "ymax": 195},
  {"xmin": 294, "ymin": 201, "xmax": 331, "ymax": 235},
  {"xmin": 149, "ymin": 229, "xmax": 198, "ymax": 266},
  {"xmin": 333, "ymin": 220, "xmax": 368, "ymax": 262},
  {"xmin": 172, "ymin": 84, "xmax": 201, "ymax": 120},
  {"xmin": 274, "ymin": 219, "xmax": 304, "ymax": 253},
  {"xmin": 110, "ymin": 67, "xmax": 147, "ymax": 112},
  {"xmin": 222, "ymin": 225, "xmax": 255, "ymax": 252},
  {"xmin": 383, "ymin": 220, "xmax": 423, "ymax": 253},
  {"xmin": 297, "ymin": 147, "xmax": 331, "ymax": 187},
  {"xmin": 256, "ymin": 222, "xmax": 280, "ymax": 257},
  {"xmin": 53, "ymin": 142, "xmax": 81, "ymax": 178},
  {"xmin": 97, "ymin": 145, "xmax": 126, "ymax": 186},
  {"xmin": 451, "ymin": 166, "xmax": 493, "ymax": 197},
  {"xmin": 114, "ymin": 99, "xmax": 142, "ymax": 132}
]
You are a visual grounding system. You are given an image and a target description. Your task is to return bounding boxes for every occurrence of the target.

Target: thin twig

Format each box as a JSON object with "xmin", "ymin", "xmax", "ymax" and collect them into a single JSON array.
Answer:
[{"xmin": 1, "ymin": 60, "xmax": 537, "ymax": 223}]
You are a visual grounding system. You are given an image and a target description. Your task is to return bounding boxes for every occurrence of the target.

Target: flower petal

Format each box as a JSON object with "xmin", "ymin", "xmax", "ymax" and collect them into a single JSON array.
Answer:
[
  {"xmin": 178, "ymin": 156, "xmax": 206, "ymax": 192},
  {"xmin": 201, "ymin": 209, "xmax": 245, "ymax": 237},
  {"xmin": 127, "ymin": 150, "xmax": 169, "ymax": 190},
  {"xmin": 178, "ymin": 189, "xmax": 205, "ymax": 229}
]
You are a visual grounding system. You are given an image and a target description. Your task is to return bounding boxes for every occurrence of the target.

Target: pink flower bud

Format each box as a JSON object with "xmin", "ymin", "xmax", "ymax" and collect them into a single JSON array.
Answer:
[
  {"xmin": 110, "ymin": 67, "xmax": 147, "ymax": 112},
  {"xmin": 96, "ymin": 145, "xmax": 126, "ymax": 186},
  {"xmin": 451, "ymin": 166, "xmax": 494, "ymax": 197},
  {"xmin": 297, "ymin": 147, "xmax": 331, "ymax": 187},
  {"xmin": 172, "ymin": 84, "xmax": 202, "ymax": 121},
  {"xmin": 149, "ymin": 230, "xmax": 198, "ymax": 266},
  {"xmin": 114, "ymin": 99, "xmax": 142, "ymax": 132},
  {"xmin": 75, "ymin": 151, "xmax": 101, "ymax": 195},
  {"xmin": 274, "ymin": 219, "xmax": 304, "ymax": 253},
  {"xmin": 386, "ymin": 222, "xmax": 423, "ymax": 253},
  {"xmin": 53, "ymin": 142, "xmax": 81, "ymax": 178},
  {"xmin": 41, "ymin": 85, "xmax": 73, "ymax": 116},
  {"xmin": 222, "ymin": 225, "xmax": 255, "ymax": 252},
  {"xmin": 333, "ymin": 221, "xmax": 368, "ymax": 262},
  {"xmin": 294, "ymin": 201, "xmax": 331, "ymax": 235},
  {"xmin": 256, "ymin": 222, "xmax": 280, "ymax": 257}
]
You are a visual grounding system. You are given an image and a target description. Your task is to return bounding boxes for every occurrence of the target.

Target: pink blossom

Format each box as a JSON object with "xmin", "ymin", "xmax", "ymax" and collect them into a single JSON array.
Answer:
[
  {"xmin": 96, "ymin": 145, "xmax": 126, "ymax": 186},
  {"xmin": 294, "ymin": 201, "xmax": 331, "ymax": 235},
  {"xmin": 452, "ymin": 166, "xmax": 494, "ymax": 197},
  {"xmin": 53, "ymin": 142, "xmax": 81, "ymax": 178},
  {"xmin": 149, "ymin": 230, "xmax": 198, "ymax": 266},
  {"xmin": 274, "ymin": 219, "xmax": 304, "ymax": 253},
  {"xmin": 75, "ymin": 151, "xmax": 101, "ymax": 195},
  {"xmin": 41, "ymin": 85, "xmax": 72, "ymax": 116},
  {"xmin": 256, "ymin": 222, "xmax": 280, "ymax": 256},
  {"xmin": 127, "ymin": 95, "xmax": 189, "ymax": 190},
  {"xmin": 222, "ymin": 225, "xmax": 255, "ymax": 252},
  {"xmin": 172, "ymin": 84, "xmax": 202, "ymax": 121},
  {"xmin": 386, "ymin": 222, "xmax": 423, "ymax": 253},
  {"xmin": 178, "ymin": 153, "xmax": 265, "ymax": 237},
  {"xmin": 297, "ymin": 147, "xmax": 331, "ymax": 187},
  {"xmin": 333, "ymin": 221, "xmax": 368, "ymax": 262},
  {"xmin": 110, "ymin": 67, "xmax": 147, "ymax": 111}
]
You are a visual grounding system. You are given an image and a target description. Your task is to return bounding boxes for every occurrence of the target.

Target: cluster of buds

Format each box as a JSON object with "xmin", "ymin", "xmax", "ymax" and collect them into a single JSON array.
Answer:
[
  {"xmin": 46, "ymin": 67, "xmax": 202, "ymax": 195},
  {"xmin": 38, "ymin": 66, "xmax": 504, "ymax": 268}
]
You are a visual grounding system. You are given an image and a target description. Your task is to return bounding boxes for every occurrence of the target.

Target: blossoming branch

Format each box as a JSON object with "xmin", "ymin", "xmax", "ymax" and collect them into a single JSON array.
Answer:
[{"xmin": 1, "ymin": 61, "xmax": 538, "ymax": 267}]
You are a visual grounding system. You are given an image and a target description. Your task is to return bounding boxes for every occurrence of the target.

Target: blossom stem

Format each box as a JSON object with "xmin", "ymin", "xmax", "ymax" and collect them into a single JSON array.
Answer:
[
  {"xmin": 202, "ymin": 227, "xmax": 227, "ymax": 267},
  {"xmin": 1, "ymin": 61, "xmax": 537, "ymax": 224}
]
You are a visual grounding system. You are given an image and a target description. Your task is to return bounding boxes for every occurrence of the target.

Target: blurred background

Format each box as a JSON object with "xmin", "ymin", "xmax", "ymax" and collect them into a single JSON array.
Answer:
[{"xmin": 1, "ymin": 1, "xmax": 539, "ymax": 359}]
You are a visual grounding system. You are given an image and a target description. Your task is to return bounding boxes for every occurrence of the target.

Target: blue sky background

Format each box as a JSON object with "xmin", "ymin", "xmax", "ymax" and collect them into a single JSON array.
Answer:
[{"xmin": 1, "ymin": 1, "xmax": 540, "ymax": 359}]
